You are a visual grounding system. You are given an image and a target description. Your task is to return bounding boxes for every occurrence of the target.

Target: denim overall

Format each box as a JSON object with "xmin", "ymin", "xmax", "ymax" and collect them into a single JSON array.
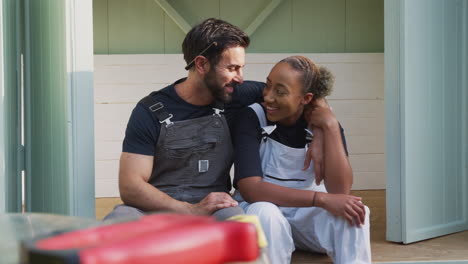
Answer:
[
  {"xmin": 235, "ymin": 103, "xmax": 371, "ymax": 264},
  {"xmin": 104, "ymin": 95, "xmax": 242, "ymax": 220},
  {"xmin": 146, "ymin": 98, "xmax": 233, "ymax": 204}
]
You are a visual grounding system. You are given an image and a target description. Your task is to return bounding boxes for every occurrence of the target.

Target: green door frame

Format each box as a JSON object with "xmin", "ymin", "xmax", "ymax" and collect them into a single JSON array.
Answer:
[
  {"xmin": 0, "ymin": 0, "xmax": 97, "ymax": 218},
  {"xmin": 0, "ymin": 0, "xmax": 23, "ymax": 213},
  {"xmin": 385, "ymin": 0, "xmax": 468, "ymax": 245},
  {"xmin": 23, "ymin": 0, "xmax": 95, "ymax": 218}
]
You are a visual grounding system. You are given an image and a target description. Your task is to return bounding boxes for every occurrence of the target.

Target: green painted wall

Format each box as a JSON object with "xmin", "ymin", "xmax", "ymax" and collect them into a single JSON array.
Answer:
[
  {"xmin": 24, "ymin": 0, "xmax": 70, "ymax": 214},
  {"xmin": 93, "ymin": 0, "xmax": 384, "ymax": 54},
  {"xmin": 2, "ymin": 0, "xmax": 22, "ymax": 212}
]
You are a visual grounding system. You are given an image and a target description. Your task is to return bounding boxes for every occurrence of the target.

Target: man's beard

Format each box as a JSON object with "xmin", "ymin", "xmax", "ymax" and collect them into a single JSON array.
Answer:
[{"xmin": 204, "ymin": 69, "xmax": 236, "ymax": 103}]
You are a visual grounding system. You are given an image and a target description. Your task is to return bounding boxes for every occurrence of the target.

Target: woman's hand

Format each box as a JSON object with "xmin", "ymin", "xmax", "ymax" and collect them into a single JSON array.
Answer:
[{"xmin": 315, "ymin": 192, "xmax": 366, "ymax": 226}]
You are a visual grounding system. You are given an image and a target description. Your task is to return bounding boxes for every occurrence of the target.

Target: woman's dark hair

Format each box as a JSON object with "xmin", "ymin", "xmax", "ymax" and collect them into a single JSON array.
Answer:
[
  {"xmin": 279, "ymin": 56, "xmax": 334, "ymax": 99},
  {"xmin": 182, "ymin": 18, "xmax": 250, "ymax": 70}
]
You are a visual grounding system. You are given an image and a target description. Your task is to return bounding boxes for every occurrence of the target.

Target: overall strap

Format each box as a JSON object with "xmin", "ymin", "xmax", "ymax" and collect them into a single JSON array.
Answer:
[
  {"xmin": 248, "ymin": 103, "xmax": 267, "ymax": 128},
  {"xmin": 248, "ymin": 103, "xmax": 276, "ymax": 140},
  {"xmin": 140, "ymin": 94, "xmax": 174, "ymax": 127},
  {"xmin": 212, "ymin": 101, "xmax": 225, "ymax": 117},
  {"xmin": 249, "ymin": 103, "xmax": 312, "ymax": 144}
]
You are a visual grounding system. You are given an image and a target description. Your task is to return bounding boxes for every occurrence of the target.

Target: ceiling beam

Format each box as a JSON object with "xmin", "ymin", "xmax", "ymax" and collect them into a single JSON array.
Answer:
[
  {"xmin": 153, "ymin": 0, "xmax": 191, "ymax": 34},
  {"xmin": 245, "ymin": 0, "xmax": 283, "ymax": 36},
  {"xmin": 153, "ymin": 0, "xmax": 283, "ymax": 36}
]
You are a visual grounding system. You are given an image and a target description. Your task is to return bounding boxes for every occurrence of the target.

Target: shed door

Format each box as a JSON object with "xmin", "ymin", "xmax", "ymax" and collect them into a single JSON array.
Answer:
[{"xmin": 385, "ymin": 0, "xmax": 468, "ymax": 244}]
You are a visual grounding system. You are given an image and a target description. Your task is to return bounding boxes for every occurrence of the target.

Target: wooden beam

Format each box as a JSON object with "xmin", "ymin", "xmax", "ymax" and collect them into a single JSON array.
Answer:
[
  {"xmin": 245, "ymin": 0, "xmax": 283, "ymax": 36},
  {"xmin": 153, "ymin": 0, "xmax": 191, "ymax": 34}
]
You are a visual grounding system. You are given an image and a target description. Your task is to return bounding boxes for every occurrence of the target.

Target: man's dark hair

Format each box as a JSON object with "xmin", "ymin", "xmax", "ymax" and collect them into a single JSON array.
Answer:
[{"xmin": 182, "ymin": 18, "xmax": 250, "ymax": 70}]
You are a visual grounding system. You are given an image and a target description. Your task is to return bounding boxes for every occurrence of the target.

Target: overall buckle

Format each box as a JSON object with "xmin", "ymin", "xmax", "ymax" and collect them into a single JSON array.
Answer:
[
  {"xmin": 212, "ymin": 108, "xmax": 224, "ymax": 117},
  {"xmin": 159, "ymin": 114, "xmax": 174, "ymax": 127}
]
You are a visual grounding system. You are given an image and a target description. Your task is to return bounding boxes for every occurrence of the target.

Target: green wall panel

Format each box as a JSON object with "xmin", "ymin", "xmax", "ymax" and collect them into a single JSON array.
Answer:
[
  {"xmin": 291, "ymin": 0, "xmax": 346, "ymax": 53},
  {"xmin": 220, "ymin": 0, "xmax": 270, "ymax": 30},
  {"xmin": 170, "ymin": 0, "xmax": 220, "ymax": 26},
  {"xmin": 346, "ymin": 0, "xmax": 384, "ymax": 52},
  {"xmin": 25, "ymin": 0, "xmax": 69, "ymax": 214},
  {"xmin": 2, "ymin": 0, "xmax": 22, "ymax": 212},
  {"xmin": 93, "ymin": 0, "xmax": 109, "ymax": 54},
  {"xmin": 108, "ymin": 0, "xmax": 165, "ymax": 54},
  {"xmin": 163, "ymin": 13, "xmax": 185, "ymax": 53},
  {"xmin": 93, "ymin": 0, "xmax": 384, "ymax": 54},
  {"xmin": 248, "ymin": 0, "xmax": 293, "ymax": 52}
]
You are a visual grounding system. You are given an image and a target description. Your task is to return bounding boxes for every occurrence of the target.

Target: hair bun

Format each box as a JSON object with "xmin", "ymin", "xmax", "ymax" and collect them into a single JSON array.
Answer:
[{"xmin": 314, "ymin": 66, "xmax": 335, "ymax": 98}]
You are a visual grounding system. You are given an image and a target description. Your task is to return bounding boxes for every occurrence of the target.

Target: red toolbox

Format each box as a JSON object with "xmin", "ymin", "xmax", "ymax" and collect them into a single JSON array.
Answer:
[{"xmin": 22, "ymin": 213, "xmax": 259, "ymax": 264}]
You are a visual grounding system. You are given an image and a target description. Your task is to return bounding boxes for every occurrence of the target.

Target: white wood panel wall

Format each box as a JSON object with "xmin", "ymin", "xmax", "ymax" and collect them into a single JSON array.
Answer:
[{"xmin": 94, "ymin": 53, "xmax": 385, "ymax": 197}]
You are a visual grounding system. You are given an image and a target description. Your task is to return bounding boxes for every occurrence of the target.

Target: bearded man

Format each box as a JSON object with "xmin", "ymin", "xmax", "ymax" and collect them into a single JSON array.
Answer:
[{"xmin": 104, "ymin": 18, "xmax": 265, "ymax": 220}]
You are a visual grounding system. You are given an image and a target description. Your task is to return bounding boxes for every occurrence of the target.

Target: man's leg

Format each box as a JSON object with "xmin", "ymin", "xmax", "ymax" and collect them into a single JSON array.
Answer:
[
  {"xmin": 241, "ymin": 201, "xmax": 295, "ymax": 264},
  {"xmin": 103, "ymin": 204, "xmax": 145, "ymax": 221},
  {"xmin": 212, "ymin": 206, "xmax": 245, "ymax": 220},
  {"xmin": 289, "ymin": 206, "xmax": 371, "ymax": 264}
]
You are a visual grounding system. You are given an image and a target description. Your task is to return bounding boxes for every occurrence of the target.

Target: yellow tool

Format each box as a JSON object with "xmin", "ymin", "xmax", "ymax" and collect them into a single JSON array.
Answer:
[{"xmin": 228, "ymin": 215, "xmax": 270, "ymax": 264}]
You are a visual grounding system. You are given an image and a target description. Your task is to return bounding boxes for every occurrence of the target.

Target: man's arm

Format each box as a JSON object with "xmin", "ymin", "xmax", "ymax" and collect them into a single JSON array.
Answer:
[
  {"xmin": 304, "ymin": 100, "xmax": 353, "ymax": 194},
  {"xmin": 119, "ymin": 152, "xmax": 238, "ymax": 215},
  {"xmin": 119, "ymin": 152, "xmax": 190, "ymax": 213}
]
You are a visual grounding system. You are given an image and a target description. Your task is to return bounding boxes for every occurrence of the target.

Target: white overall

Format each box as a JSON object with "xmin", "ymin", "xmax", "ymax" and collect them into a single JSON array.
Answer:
[{"xmin": 234, "ymin": 103, "xmax": 371, "ymax": 264}]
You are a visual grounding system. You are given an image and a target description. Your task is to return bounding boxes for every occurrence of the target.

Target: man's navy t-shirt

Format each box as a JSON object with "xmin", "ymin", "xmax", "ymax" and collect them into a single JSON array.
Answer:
[{"xmin": 123, "ymin": 78, "xmax": 265, "ymax": 155}]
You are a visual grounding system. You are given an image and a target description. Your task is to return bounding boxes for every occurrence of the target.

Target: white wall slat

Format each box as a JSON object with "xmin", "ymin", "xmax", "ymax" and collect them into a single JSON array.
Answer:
[
  {"xmin": 95, "ymin": 160, "xmax": 120, "ymax": 180},
  {"xmin": 352, "ymin": 172, "xmax": 386, "ymax": 190},
  {"xmin": 94, "ymin": 53, "xmax": 385, "ymax": 197},
  {"xmin": 95, "ymin": 84, "xmax": 167, "ymax": 103},
  {"xmin": 95, "ymin": 141, "xmax": 122, "ymax": 161},
  {"xmin": 346, "ymin": 135, "xmax": 385, "ymax": 154},
  {"xmin": 95, "ymin": 178, "xmax": 120, "ymax": 198}
]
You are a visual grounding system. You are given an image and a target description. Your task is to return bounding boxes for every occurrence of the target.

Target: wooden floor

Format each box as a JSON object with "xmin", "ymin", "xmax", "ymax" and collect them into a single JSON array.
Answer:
[{"xmin": 96, "ymin": 190, "xmax": 468, "ymax": 263}]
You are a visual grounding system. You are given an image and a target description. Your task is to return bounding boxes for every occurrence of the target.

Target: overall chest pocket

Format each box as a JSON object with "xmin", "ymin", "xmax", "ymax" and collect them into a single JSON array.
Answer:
[
  {"xmin": 262, "ymin": 141, "xmax": 313, "ymax": 189},
  {"xmin": 165, "ymin": 136, "xmax": 218, "ymax": 159}
]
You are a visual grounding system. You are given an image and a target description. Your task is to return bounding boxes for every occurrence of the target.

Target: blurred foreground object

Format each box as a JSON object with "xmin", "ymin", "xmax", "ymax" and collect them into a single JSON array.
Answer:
[
  {"xmin": 21, "ymin": 213, "xmax": 259, "ymax": 264},
  {"xmin": 228, "ymin": 215, "xmax": 271, "ymax": 264}
]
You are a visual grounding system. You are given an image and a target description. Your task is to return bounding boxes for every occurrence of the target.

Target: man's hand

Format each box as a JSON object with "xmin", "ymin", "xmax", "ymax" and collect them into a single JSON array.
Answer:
[
  {"xmin": 303, "ymin": 98, "xmax": 332, "ymax": 183},
  {"xmin": 304, "ymin": 98, "xmax": 337, "ymax": 129},
  {"xmin": 315, "ymin": 192, "xmax": 366, "ymax": 226},
  {"xmin": 303, "ymin": 127, "xmax": 324, "ymax": 185},
  {"xmin": 188, "ymin": 192, "xmax": 238, "ymax": 215}
]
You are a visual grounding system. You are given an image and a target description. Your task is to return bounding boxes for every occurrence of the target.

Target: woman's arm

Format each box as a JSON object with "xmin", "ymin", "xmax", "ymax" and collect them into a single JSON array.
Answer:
[
  {"xmin": 237, "ymin": 176, "xmax": 365, "ymax": 226},
  {"xmin": 233, "ymin": 106, "xmax": 363, "ymax": 226}
]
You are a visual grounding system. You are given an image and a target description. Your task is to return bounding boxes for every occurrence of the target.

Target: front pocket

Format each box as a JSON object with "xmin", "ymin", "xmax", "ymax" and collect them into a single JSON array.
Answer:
[
  {"xmin": 166, "ymin": 136, "xmax": 218, "ymax": 158},
  {"xmin": 263, "ymin": 149, "xmax": 313, "ymax": 189}
]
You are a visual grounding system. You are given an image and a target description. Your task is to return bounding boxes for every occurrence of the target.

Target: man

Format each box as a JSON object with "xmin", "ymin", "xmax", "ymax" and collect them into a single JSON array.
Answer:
[{"xmin": 104, "ymin": 18, "xmax": 264, "ymax": 220}]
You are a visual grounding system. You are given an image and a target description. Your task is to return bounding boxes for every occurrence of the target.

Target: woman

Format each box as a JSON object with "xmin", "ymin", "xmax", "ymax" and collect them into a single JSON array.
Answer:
[{"xmin": 232, "ymin": 56, "xmax": 371, "ymax": 264}]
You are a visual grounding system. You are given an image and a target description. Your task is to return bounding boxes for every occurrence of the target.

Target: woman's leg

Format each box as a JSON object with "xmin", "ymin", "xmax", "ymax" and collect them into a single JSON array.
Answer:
[
  {"xmin": 241, "ymin": 201, "xmax": 295, "ymax": 264},
  {"xmin": 288, "ymin": 206, "xmax": 371, "ymax": 264}
]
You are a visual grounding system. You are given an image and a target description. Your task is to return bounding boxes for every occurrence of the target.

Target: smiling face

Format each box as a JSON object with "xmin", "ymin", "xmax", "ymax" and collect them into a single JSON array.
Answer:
[
  {"xmin": 263, "ymin": 62, "xmax": 313, "ymax": 126},
  {"xmin": 204, "ymin": 46, "xmax": 245, "ymax": 103}
]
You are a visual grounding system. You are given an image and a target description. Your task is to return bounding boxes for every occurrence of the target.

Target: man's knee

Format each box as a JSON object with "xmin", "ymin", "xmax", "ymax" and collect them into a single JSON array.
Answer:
[
  {"xmin": 212, "ymin": 206, "xmax": 245, "ymax": 220},
  {"xmin": 103, "ymin": 204, "xmax": 145, "ymax": 221}
]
